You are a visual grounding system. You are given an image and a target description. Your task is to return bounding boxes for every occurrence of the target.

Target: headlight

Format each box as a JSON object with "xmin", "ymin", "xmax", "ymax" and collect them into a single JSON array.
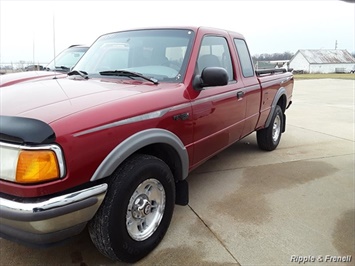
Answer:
[{"xmin": 0, "ymin": 142, "xmax": 65, "ymax": 184}]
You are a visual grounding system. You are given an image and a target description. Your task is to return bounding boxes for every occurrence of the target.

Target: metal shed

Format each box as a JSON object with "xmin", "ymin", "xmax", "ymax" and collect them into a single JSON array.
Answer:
[{"xmin": 289, "ymin": 49, "xmax": 355, "ymax": 73}]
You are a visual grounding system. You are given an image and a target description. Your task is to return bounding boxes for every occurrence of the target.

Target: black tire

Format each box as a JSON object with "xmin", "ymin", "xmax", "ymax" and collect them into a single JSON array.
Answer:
[
  {"xmin": 88, "ymin": 154, "xmax": 175, "ymax": 263},
  {"xmin": 257, "ymin": 105, "xmax": 284, "ymax": 151}
]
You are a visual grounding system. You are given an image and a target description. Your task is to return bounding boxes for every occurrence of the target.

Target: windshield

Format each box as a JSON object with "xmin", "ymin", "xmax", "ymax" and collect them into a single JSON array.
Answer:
[
  {"xmin": 73, "ymin": 29, "xmax": 195, "ymax": 82},
  {"xmin": 46, "ymin": 46, "xmax": 88, "ymax": 71}
]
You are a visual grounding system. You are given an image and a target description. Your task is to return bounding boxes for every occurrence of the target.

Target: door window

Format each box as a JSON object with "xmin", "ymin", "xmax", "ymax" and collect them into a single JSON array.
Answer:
[{"xmin": 197, "ymin": 36, "xmax": 234, "ymax": 81}]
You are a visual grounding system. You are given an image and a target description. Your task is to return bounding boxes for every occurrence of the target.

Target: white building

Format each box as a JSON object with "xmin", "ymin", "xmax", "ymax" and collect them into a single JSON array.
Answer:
[{"xmin": 289, "ymin": 49, "xmax": 355, "ymax": 73}]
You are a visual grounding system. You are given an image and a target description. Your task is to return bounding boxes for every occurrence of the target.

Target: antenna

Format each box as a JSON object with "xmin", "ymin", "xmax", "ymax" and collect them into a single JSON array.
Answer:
[{"xmin": 53, "ymin": 12, "xmax": 57, "ymax": 78}]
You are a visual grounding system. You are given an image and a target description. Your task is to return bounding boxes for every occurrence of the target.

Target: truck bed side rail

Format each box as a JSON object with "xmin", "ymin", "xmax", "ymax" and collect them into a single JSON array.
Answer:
[{"xmin": 255, "ymin": 68, "xmax": 290, "ymax": 76}]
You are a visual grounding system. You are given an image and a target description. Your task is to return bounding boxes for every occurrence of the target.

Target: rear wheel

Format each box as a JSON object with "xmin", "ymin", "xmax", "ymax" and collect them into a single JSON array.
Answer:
[
  {"xmin": 88, "ymin": 154, "xmax": 175, "ymax": 263},
  {"xmin": 257, "ymin": 105, "xmax": 284, "ymax": 151}
]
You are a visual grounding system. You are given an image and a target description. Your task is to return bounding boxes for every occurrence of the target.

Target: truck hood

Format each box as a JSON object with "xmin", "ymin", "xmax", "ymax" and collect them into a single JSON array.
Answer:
[
  {"xmin": 0, "ymin": 71, "xmax": 65, "ymax": 87},
  {"xmin": 0, "ymin": 77, "xmax": 161, "ymax": 124}
]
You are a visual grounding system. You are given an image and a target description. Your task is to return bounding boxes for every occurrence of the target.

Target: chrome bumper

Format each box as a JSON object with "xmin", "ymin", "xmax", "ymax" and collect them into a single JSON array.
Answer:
[{"xmin": 0, "ymin": 183, "xmax": 107, "ymax": 245}]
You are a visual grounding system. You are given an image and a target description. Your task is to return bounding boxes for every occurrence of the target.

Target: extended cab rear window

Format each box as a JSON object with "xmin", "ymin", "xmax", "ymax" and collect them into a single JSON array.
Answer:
[{"xmin": 234, "ymin": 39, "xmax": 254, "ymax": 78}]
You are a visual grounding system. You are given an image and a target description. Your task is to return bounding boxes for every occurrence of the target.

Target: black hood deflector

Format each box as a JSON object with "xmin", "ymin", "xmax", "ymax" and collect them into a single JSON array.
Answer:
[{"xmin": 0, "ymin": 116, "xmax": 56, "ymax": 145}]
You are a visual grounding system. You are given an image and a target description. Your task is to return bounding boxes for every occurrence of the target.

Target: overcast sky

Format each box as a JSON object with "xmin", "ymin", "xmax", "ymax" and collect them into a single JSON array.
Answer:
[{"xmin": 0, "ymin": 0, "xmax": 354, "ymax": 64}]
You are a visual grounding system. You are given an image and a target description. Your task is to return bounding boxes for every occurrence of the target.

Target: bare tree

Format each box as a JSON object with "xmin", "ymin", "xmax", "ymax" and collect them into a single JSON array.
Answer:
[{"xmin": 252, "ymin": 52, "xmax": 294, "ymax": 63}]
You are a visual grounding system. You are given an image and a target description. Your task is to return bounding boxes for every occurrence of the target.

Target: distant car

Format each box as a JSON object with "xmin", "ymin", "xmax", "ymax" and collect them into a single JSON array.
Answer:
[
  {"xmin": 25, "ymin": 65, "xmax": 44, "ymax": 71},
  {"xmin": 0, "ymin": 45, "xmax": 88, "ymax": 87},
  {"xmin": 44, "ymin": 45, "xmax": 88, "ymax": 72}
]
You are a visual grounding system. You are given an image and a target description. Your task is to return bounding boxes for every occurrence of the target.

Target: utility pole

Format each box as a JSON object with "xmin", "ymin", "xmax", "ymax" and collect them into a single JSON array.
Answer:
[
  {"xmin": 335, "ymin": 40, "xmax": 338, "ymax": 50},
  {"xmin": 33, "ymin": 32, "xmax": 35, "ymax": 69}
]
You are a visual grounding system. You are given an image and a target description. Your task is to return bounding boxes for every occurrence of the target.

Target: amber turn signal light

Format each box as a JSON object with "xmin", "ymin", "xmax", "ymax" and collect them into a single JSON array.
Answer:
[{"xmin": 16, "ymin": 150, "xmax": 60, "ymax": 183}]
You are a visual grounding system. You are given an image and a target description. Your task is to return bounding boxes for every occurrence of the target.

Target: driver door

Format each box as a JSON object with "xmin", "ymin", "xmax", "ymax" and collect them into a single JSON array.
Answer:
[{"xmin": 191, "ymin": 35, "xmax": 246, "ymax": 166}]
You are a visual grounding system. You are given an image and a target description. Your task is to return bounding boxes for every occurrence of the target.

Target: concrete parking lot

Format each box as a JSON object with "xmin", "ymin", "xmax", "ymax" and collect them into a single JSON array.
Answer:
[{"xmin": 0, "ymin": 79, "xmax": 354, "ymax": 265}]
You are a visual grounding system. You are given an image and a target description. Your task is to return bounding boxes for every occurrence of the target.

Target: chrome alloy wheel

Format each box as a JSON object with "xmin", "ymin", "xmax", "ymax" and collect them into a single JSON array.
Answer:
[
  {"xmin": 126, "ymin": 178, "xmax": 166, "ymax": 241},
  {"xmin": 272, "ymin": 114, "xmax": 281, "ymax": 142}
]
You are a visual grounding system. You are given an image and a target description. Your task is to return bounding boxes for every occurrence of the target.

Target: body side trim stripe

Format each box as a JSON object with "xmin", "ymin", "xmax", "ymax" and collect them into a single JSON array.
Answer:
[
  {"xmin": 73, "ymin": 109, "xmax": 170, "ymax": 137},
  {"xmin": 73, "ymin": 86, "xmax": 255, "ymax": 138},
  {"xmin": 242, "ymin": 84, "xmax": 261, "ymax": 93},
  {"xmin": 191, "ymin": 88, "xmax": 245, "ymax": 106},
  {"xmin": 73, "ymin": 103, "xmax": 193, "ymax": 138}
]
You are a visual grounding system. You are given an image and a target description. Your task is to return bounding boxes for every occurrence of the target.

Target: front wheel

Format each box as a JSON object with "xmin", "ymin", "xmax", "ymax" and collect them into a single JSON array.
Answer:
[
  {"xmin": 257, "ymin": 105, "xmax": 284, "ymax": 151},
  {"xmin": 88, "ymin": 154, "xmax": 175, "ymax": 263}
]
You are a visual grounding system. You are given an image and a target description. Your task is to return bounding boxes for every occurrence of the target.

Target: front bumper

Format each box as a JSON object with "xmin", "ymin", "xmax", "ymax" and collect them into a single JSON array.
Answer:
[{"xmin": 0, "ymin": 183, "xmax": 107, "ymax": 246}]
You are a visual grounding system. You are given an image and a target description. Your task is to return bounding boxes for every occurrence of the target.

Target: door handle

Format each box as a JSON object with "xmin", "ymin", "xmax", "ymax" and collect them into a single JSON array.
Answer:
[{"xmin": 237, "ymin": 91, "xmax": 245, "ymax": 99}]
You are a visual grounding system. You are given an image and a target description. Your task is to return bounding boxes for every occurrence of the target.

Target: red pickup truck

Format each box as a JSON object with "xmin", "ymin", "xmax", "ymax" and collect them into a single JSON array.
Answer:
[{"xmin": 0, "ymin": 27, "xmax": 293, "ymax": 262}]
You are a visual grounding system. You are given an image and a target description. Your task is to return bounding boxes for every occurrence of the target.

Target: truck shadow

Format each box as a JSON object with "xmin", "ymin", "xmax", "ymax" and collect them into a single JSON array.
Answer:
[{"xmin": 0, "ymin": 228, "xmax": 118, "ymax": 265}]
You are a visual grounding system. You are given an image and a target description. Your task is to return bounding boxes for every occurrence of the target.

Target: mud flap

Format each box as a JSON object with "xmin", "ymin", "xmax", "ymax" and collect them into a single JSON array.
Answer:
[
  {"xmin": 282, "ymin": 113, "xmax": 286, "ymax": 133},
  {"xmin": 175, "ymin": 180, "xmax": 189, "ymax": 206}
]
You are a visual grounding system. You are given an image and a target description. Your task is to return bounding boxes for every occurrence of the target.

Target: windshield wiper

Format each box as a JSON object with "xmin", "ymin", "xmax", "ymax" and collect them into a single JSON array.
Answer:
[
  {"xmin": 67, "ymin": 70, "xmax": 89, "ymax": 79},
  {"xmin": 99, "ymin": 70, "xmax": 158, "ymax": 84},
  {"xmin": 55, "ymin": 66, "xmax": 71, "ymax": 71}
]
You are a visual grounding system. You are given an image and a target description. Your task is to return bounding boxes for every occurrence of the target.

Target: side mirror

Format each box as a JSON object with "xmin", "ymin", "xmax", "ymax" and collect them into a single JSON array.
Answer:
[{"xmin": 193, "ymin": 67, "xmax": 229, "ymax": 91}]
